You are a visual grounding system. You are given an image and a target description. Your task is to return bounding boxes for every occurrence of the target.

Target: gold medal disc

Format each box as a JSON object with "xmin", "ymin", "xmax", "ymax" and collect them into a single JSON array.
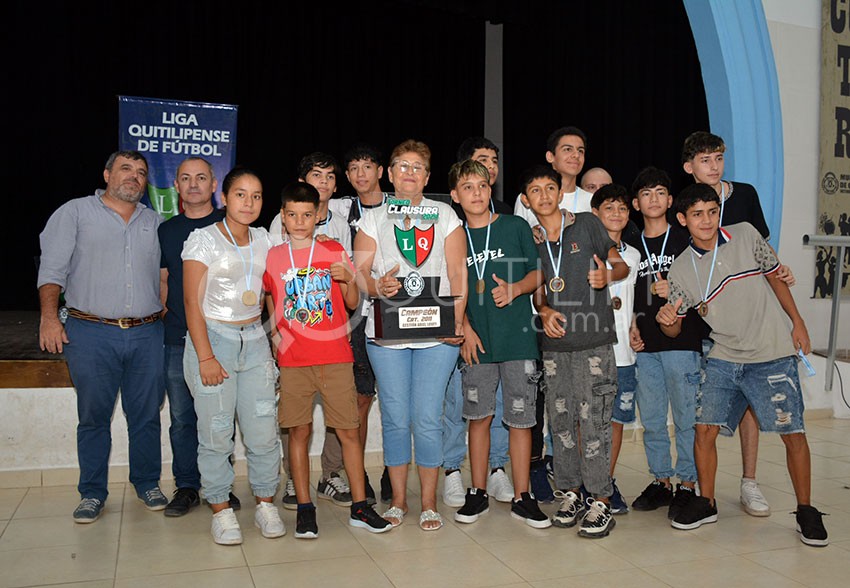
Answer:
[
  {"xmin": 549, "ymin": 276, "xmax": 565, "ymax": 293},
  {"xmin": 476, "ymin": 279, "xmax": 486, "ymax": 294},
  {"xmin": 698, "ymin": 301, "xmax": 709, "ymax": 317},
  {"xmin": 241, "ymin": 290, "xmax": 258, "ymax": 306},
  {"xmin": 650, "ymin": 282, "xmax": 657, "ymax": 295}
]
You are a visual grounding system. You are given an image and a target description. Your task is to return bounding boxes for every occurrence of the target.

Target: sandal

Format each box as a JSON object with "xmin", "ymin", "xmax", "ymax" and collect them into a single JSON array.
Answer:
[
  {"xmin": 419, "ymin": 509, "xmax": 443, "ymax": 531},
  {"xmin": 383, "ymin": 506, "xmax": 406, "ymax": 527}
]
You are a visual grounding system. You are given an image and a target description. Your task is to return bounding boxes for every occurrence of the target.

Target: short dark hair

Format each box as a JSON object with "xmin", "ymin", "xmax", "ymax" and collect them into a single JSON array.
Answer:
[
  {"xmin": 342, "ymin": 143, "xmax": 382, "ymax": 169},
  {"xmin": 456, "ymin": 137, "xmax": 499, "ymax": 162},
  {"xmin": 518, "ymin": 164, "xmax": 560, "ymax": 195},
  {"xmin": 105, "ymin": 150, "xmax": 147, "ymax": 171},
  {"xmin": 297, "ymin": 152, "xmax": 340, "ymax": 179},
  {"xmin": 448, "ymin": 160, "xmax": 490, "ymax": 190},
  {"xmin": 591, "ymin": 183, "xmax": 630, "ymax": 210},
  {"xmin": 546, "ymin": 126, "xmax": 587, "ymax": 153},
  {"xmin": 222, "ymin": 166, "xmax": 260, "ymax": 195},
  {"xmin": 681, "ymin": 131, "xmax": 726, "ymax": 163},
  {"xmin": 631, "ymin": 166, "xmax": 672, "ymax": 195},
  {"xmin": 280, "ymin": 181, "xmax": 320, "ymax": 207},
  {"xmin": 676, "ymin": 183, "xmax": 719, "ymax": 214}
]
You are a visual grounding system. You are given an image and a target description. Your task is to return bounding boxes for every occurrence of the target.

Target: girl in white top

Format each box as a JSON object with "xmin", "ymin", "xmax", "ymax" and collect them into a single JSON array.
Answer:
[
  {"xmin": 182, "ymin": 167, "xmax": 283, "ymax": 546},
  {"xmin": 353, "ymin": 140, "xmax": 467, "ymax": 531}
]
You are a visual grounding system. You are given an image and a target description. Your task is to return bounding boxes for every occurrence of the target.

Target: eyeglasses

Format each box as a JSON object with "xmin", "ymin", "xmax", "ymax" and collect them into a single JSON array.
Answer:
[{"xmin": 393, "ymin": 160, "xmax": 427, "ymax": 175}]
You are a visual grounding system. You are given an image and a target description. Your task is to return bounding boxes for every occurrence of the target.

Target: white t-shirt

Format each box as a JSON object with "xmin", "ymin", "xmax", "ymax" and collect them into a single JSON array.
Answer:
[
  {"xmin": 513, "ymin": 187, "xmax": 593, "ymax": 227},
  {"xmin": 181, "ymin": 224, "xmax": 272, "ymax": 322},
  {"xmin": 269, "ymin": 208, "xmax": 352, "ymax": 254},
  {"xmin": 357, "ymin": 197, "xmax": 462, "ymax": 349},
  {"xmin": 608, "ymin": 242, "xmax": 641, "ymax": 366}
]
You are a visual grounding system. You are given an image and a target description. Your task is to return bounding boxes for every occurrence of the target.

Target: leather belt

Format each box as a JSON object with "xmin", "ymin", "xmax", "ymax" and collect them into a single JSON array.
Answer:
[{"xmin": 67, "ymin": 308, "xmax": 161, "ymax": 329}]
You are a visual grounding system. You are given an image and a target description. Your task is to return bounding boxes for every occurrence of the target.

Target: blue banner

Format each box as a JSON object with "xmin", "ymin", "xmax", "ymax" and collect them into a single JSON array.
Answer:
[{"xmin": 118, "ymin": 96, "xmax": 238, "ymax": 218}]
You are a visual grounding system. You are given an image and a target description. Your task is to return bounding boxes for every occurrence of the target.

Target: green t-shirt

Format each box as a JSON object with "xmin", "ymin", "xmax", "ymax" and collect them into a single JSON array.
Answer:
[{"xmin": 465, "ymin": 214, "xmax": 540, "ymax": 363}]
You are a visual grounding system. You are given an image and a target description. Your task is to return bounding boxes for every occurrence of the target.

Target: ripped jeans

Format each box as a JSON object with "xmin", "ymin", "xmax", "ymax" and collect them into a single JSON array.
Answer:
[
  {"xmin": 543, "ymin": 345, "xmax": 616, "ymax": 498},
  {"xmin": 461, "ymin": 359, "xmax": 539, "ymax": 428},
  {"xmin": 698, "ymin": 356, "xmax": 805, "ymax": 434},
  {"xmin": 184, "ymin": 319, "xmax": 280, "ymax": 504}
]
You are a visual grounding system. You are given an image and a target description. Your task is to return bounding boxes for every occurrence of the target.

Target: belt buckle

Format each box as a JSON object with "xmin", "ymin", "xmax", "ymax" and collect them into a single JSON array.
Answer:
[{"xmin": 117, "ymin": 318, "xmax": 132, "ymax": 329}]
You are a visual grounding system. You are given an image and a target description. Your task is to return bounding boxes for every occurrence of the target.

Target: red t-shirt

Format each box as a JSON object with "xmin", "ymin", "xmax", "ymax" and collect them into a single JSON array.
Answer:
[{"xmin": 263, "ymin": 239, "xmax": 354, "ymax": 367}]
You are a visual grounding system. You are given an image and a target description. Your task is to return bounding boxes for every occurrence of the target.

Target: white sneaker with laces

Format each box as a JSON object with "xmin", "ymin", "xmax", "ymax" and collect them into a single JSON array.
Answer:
[
  {"xmin": 442, "ymin": 470, "xmax": 466, "ymax": 507},
  {"xmin": 740, "ymin": 478, "xmax": 770, "ymax": 517},
  {"xmin": 212, "ymin": 508, "xmax": 243, "ymax": 545},
  {"xmin": 254, "ymin": 501, "xmax": 286, "ymax": 538},
  {"xmin": 486, "ymin": 468, "xmax": 515, "ymax": 503}
]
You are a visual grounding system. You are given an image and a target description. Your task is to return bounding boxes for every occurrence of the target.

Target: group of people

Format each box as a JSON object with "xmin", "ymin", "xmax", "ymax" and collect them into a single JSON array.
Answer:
[{"xmin": 36, "ymin": 126, "xmax": 829, "ymax": 548}]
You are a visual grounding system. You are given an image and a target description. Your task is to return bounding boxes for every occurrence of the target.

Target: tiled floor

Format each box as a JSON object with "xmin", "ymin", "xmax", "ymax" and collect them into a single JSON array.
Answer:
[{"xmin": 2, "ymin": 416, "xmax": 849, "ymax": 587}]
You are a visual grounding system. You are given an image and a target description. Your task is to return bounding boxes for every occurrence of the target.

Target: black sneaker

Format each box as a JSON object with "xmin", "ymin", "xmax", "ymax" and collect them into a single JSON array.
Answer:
[
  {"xmin": 511, "ymin": 492, "xmax": 552, "ymax": 528},
  {"xmin": 350, "ymin": 503, "xmax": 392, "ymax": 534},
  {"xmin": 551, "ymin": 490, "xmax": 586, "ymax": 528},
  {"xmin": 380, "ymin": 466, "xmax": 392, "ymax": 504},
  {"xmin": 631, "ymin": 480, "xmax": 673, "ymax": 511},
  {"xmin": 609, "ymin": 479, "xmax": 629, "ymax": 515},
  {"xmin": 794, "ymin": 505, "xmax": 829, "ymax": 547},
  {"xmin": 295, "ymin": 506, "xmax": 319, "ymax": 539},
  {"xmin": 454, "ymin": 488, "xmax": 489, "ymax": 524},
  {"xmin": 671, "ymin": 495, "xmax": 718, "ymax": 530},
  {"xmin": 667, "ymin": 483, "xmax": 696, "ymax": 520},
  {"xmin": 579, "ymin": 498, "xmax": 616, "ymax": 538},
  {"xmin": 229, "ymin": 492, "xmax": 241, "ymax": 511},
  {"xmin": 164, "ymin": 487, "xmax": 200, "ymax": 517},
  {"xmin": 72, "ymin": 498, "xmax": 104, "ymax": 523},
  {"xmin": 281, "ymin": 478, "xmax": 297, "ymax": 510},
  {"xmin": 317, "ymin": 472, "xmax": 353, "ymax": 507},
  {"xmin": 530, "ymin": 460, "xmax": 554, "ymax": 503},
  {"xmin": 364, "ymin": 472, "xmax": 377, "ymax": 507}
]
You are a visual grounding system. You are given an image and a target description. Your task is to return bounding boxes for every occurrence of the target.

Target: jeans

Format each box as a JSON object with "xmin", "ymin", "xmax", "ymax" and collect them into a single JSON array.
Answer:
[
  {"xmin": 63, "ymin": 317, "xmax": 165, "ymax": 502},
  {"xmin": 612, "ymin": 364, "xmax": 638, "ymax": 424},
  {"xmin": 184, "ymin": 319, "xmax": 280, "ymax": 504},
  {"xmin": 164, "ymin": 343, "xmax": 201, "ymax": 490},
  {"xmin": 442, "ymin": 363, "xmax": 510, "ymax": 470},
  {"xmin": 635, "ymin": 350, "xmax": 700, "ymax": 483},
  {"xmin": 367, "ymin": 342, "xmax": 459, "ymax": 468}
]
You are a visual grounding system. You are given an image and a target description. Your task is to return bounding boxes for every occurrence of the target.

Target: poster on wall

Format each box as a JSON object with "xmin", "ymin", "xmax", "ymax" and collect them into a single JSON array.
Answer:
[
  {"xmin": 118, "ymin": 96, "xmax": 238, "ymax": 219},
  {"xmin": 815, "ymin": 0, "xmax": 850, "ymax": 298}
]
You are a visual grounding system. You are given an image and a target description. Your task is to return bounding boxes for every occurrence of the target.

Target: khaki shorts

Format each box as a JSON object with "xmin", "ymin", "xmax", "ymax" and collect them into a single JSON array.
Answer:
[{"xmin": 278, "ymin": 363, "xmax": 359, "ymax": 429}]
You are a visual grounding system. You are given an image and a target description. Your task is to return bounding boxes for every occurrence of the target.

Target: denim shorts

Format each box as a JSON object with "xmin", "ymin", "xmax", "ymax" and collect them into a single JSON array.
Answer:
[
  {"xmin": 697, "ymin": 356, "xmax": 806, "ymax": 434},
  {"xmin": 461, "ymin": 360, "xmax": 539, "ymax": 428},
  {"xmin": 612, "ymin": 364, "xmax": 637, "ymax": 424}
]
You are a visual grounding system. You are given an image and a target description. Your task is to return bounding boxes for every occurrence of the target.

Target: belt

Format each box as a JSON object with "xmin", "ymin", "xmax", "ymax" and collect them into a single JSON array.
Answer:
[{"xmin": 67, "ymin": 308, "xmax": 161, "ymax": 329}]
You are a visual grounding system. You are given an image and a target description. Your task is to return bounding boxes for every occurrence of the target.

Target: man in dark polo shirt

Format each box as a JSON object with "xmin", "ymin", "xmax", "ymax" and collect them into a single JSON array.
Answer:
[{"xmin": 38, "ymin": 150, "xmax": 167, "ymax": 523}]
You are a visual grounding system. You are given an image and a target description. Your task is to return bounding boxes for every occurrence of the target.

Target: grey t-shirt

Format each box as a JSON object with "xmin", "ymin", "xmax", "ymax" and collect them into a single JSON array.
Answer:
[{"xmin": 668, "ymin": 222, "xmax": 796, "ymax": 363}]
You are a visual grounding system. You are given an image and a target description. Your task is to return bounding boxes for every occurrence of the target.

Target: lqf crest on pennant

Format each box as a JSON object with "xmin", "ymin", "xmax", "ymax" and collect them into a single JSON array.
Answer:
[{"xmin": 394, "ymin": 225, "xmax": 434, "ymax": 267}]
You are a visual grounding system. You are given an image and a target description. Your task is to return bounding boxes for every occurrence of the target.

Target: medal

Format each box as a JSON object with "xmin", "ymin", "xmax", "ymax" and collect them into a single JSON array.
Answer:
[
  {"xmin": 241, "ymin": 290, "xmax": 258, "ymax": 306},
  {"xmin": 465, "ymin": 211, "xmax": 493, "ymax": 297},
  {"xmin": 612, "ymin": 296, "xmax": 622, "ymax": 310},
  {"xmin": 641, "ymin": 225, "xmax": 670, "ymax": 298},
  {"xmin": 650, "ymin": 282, "xmax": 657, "ymax": 295},
  {"xmin": 295, "ymin": 307, "xmax": 310, "ymax": 325},
  {"xmin": 222, "ymin": 218, "xmax": 257, "ymax": 307},
  {"xmin": 690, "ymin": 235, "xmax": 720, "ymax": 320},
  {"xmin": 697, "ymin": 301, "xmax": 709, "ymax": 317},
  {"xmin": 549, "ymin": 276, "xmax": 565, "ymax": 293},
  {"xmin": 288, "ymin": 236, "xmax": 317, "ymax": 326}
]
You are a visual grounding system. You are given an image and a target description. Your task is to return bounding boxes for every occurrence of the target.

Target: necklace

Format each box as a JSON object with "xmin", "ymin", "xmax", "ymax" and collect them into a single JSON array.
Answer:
[
  {"xmin": 641, "ymin": 225, "xmax": 670, "ymax": 296},
  {"xmin": 689, "ymin": 235, "xmax": 720, "ymax": 317},
  {"xmin": 611, "ymin": 241, "xmax": 626, "ymax": 310},
  {"xmin": 287, "ymin": 237, "xmax": 317, "ymax": 327},
  {"xmin": 465, "ymin": 211, "xmax": 493, "ymax": 295},
  {"xmin": 221, "ymin": 218, "xmax": 256, "ymax": 306},
  {"xmin": 541, "ymin": 211, "xmax": 567, "ymax": 293}
]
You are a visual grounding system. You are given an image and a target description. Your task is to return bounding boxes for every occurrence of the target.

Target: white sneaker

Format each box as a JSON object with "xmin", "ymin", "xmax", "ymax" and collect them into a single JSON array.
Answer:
[
  {"xmin": 254, "ymin": 501, "xmax": 286, "ymax": 538},
  {"xmin": 487, "ymin": 468, "xmax": 515, "ymax": 503},
  {"xmin": 443, "ymin": 470, "xmax": 465, "ymax": 507},
  {"xmin": 740, "ymin": 478, "xmax": 770, "ymax": 517},
  {"xmin": 211, "ymin": 508, "xmax": 242, "ymax": 545}
]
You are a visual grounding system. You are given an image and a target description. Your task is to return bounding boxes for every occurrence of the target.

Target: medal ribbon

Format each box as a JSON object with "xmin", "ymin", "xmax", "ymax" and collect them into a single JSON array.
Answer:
[
  {"xmin": 541, "ymin": 209, "xmax": 566, "ymax": 283},
  {"xmin": 641, "ymin": 225, "xmax": 670, "ymax": 283},
  {"xmin": 222, "ymin": 218, "xmax": 254, "ymax": 298},
  {"xmin": 465, "ymin": 211, "xmax": 493, "ymax": 288},
  {"xmin": 690, "ymin": 236, "xmax": 720, "ymax": 308},
  {"xmin": 287, "ymin": 237, "xmax": 317, "ymax": 310},
  {"xmin": 356, "ymin": 194, "xmax": 387, "ymax": 219}
]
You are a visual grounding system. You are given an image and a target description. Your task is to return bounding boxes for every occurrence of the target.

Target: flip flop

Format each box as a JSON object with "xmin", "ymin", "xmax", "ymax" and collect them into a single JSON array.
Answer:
[
  {"xmin": 419, "ymin": 509, "xmax": 443, "ymax": 531},
  {"xmin": 383, "ymin": 506, "xmax": 406, "ymax": 527}
]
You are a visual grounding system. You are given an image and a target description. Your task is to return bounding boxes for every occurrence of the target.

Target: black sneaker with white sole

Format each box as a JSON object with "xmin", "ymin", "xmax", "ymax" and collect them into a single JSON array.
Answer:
[
  {"xmin": 454, "ymin": 488, "xmax": 489, "ymax": 524},
  {"xmin": 295, "ymin": 506, "xmax": 319, "ymax": 539},
  {"xmin": 631, "ymin": 480, "xmax": 673, "ymax": 511},
  {"xmin": 350, "ymin": 502, "xmax": 393, "ymax": 533},
  {"xmin": 794, "ymin": 504, "xmax": 829, "ymax": 547},
  {"xmin": 667, "ymin": 483, "xmax": 696, "ymax": 521},
  {"xmin": 317, "ymin": 473, "xmax": 353, "ymax": 507},
  {"xmin": 511, "ymin": 492, "xmax": 552, "ymax": 528},
  {"xmin": 671, "ymin": 495, "xmax": 718, "ymax": 530},
  {"xmin": 578, "ymin": 498, "xmax": 616, "ymax": 538},
  {"xmin": 551, "ymin": 490, "xmax": 586, "ymax": 528}
]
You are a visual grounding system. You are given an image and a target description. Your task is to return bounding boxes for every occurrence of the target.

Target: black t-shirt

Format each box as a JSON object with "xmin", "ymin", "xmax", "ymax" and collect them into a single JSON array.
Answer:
[
  {"xmin": 626, "ymin": 223, "xmax": 706, "ymax": 353},
  {"xmin": 158, "ymin": 208, "xmax": 225, "ymax": 344},
  {"xmin": 720, "ymin": 181, "xmax": 769, "ymax": 239}
]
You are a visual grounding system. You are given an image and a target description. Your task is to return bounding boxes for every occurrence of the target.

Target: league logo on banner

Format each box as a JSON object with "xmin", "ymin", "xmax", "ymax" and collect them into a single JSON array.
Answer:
[
  {"xmin": 118, "ymin": 96, "xmax": 238, "ymax": 219},
  {"xmin": 394, "ymin": 225, "xmax": 434, "ymax": 267}
]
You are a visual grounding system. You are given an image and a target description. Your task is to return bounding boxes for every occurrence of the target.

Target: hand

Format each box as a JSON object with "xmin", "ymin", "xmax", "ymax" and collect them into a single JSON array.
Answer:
[
  {"xmin": 587, "ymin": 255, "xmax": 608, "ymax": 289},
  {"xmin": 531, "ymin": 224, "xmax": 545, "ymax": 244},
  {"xmin": 777, "ymin": 264, "xmax": 796, "ymax": 287},
  {"xmin": 653, "ymin": 273, "xmax": 670, "ymax": 299},
  {"xmin": 376, "ymin": 264, "xmax": 401, "ymax": 298},
  {"xmin": 629, "ymin": 324, "xmax": 644, "ymax": 352},
  {"xmin": 491, "ymin": 274, "xmax": 516, "ymax": 307},
  {"xmin": 200, "ymin": 358, "xmax": 229, "ymax": 387},
  {"xmin": 656, "ymin": 298, "xmax": 683, "ymax": 327},
  {"xmin": 461, "ymin": 323, "xmax": 485, "ymax": 365},
  {"xmin": 791, "ymin": 320, "xmax": 811, "ymax": 355},
  {"xmin": 330, "ymin": 251, "xmax": 354, "ymax": 283},
  {"xmin": 39, "ymin": 316, "xmax": 69, "ymax": 354},
  {"xmin": 315, "ymin": 233, "xmax": 333, "ymax": 243},
  {"xmin": 539, "ymin": 306, "xmax": 567, "ymax": 338}
]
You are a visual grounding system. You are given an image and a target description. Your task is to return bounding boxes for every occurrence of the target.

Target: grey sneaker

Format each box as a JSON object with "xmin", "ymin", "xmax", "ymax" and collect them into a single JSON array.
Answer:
[
  {"xmin": 72, "ymin": 498, "xmax": 104, "ymax": 523},
  {"xmin": 317, "ymin": 473, "xmax": 353, "ymax": 507},
  {"xmin": 281, "ymin": 478, "xmax": 297, "ymax": 510},
  {"xmin": 137, "ymin": 487, "xmax": 168, "ymax": 511},
  {"xmin": 551, "ymin": 490, "xmax": 586, "ymax": 528},
  {"xmin": 578, "ymin": 498, "xmax": 616, "ymax": 538}
]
